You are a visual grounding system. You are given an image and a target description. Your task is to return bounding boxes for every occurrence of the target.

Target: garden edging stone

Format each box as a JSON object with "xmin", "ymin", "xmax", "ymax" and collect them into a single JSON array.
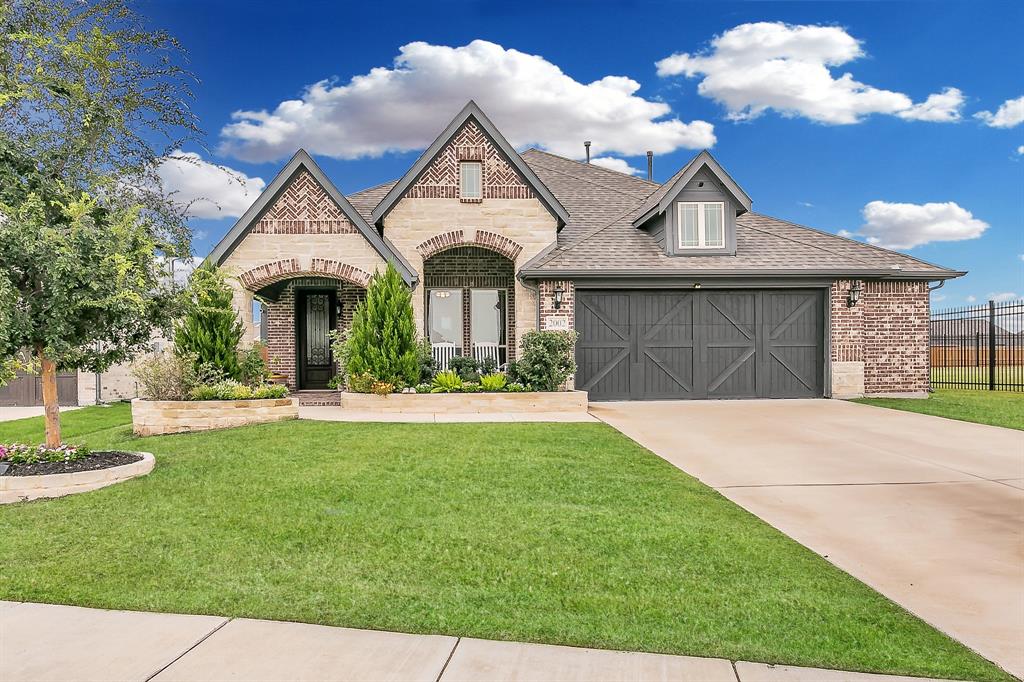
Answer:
[
  {"xmin": 0, "ymin": 451, "xmax": 155, "ymax": 504},
  {"xmin": 131, "ymin": 397, "xmax": 299, "ymax": 436},
  {"xmin": 339, "ymin": 390, "xmax": 588, "ymax": 414}
]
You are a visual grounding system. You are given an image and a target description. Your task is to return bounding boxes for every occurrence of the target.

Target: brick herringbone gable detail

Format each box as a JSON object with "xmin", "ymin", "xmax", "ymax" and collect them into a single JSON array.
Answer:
[
  {"xmin": 415, "ymin": 230, "xmax": 524, "ymax": 261},
  {"xmin": 252, "ymin": 170, "xmax": 357, "ymax": 234},
  {"xmin": 407, "ymin": 121, "xmax": 534, "ymax": 201},
  {"xmin": 239, "ymin": 258, "xmax": 371, "ymax": 290}
]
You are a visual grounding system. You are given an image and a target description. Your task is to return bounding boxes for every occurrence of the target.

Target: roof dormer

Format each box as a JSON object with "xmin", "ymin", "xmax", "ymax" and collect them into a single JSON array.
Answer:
[{"xmin": 633, "ymin": 151, "xmax": 751, "ymax": 256}]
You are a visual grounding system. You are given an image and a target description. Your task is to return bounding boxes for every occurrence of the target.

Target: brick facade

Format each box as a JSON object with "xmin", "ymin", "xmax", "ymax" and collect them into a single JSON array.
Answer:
[
  {"xmin": 264, "ymin": 277, "xmax": 365, "ymax": 389},
  {"xmin": 539, "ymin": 280, "xmax": 575, "ymax": 332},
  {"xmin": 423, "ymin": 247, "xmax": 517, "ymax": 361},
  {"xmin": 253, "ymin": 169, "xmax": 356, "ymax": 234},
  {"xmin": 407, "ymin": 120, "xmax": 534, "ymax": 200},
  {"xmin": 830, "ymin": 279, "xmax": 930, "ymax": 396}
]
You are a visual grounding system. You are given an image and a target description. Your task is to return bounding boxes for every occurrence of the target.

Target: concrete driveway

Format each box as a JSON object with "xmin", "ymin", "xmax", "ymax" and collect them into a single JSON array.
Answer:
[{"xmin": 591, "ymin": 399, "xmax": 1024, "ymax": 679}]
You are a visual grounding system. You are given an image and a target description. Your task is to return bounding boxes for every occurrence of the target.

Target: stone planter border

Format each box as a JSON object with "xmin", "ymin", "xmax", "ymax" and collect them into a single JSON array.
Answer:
[
  {"xmin": 340, "ymin": 390, "xmax": 588, "ymax": 414},
  {"xmin": 0, "ymin": 452, "xmax": 154, "ymax": 504},
  {"xmin": 131, "ymin": 397, "xmax": 299, "ymax": 436}
]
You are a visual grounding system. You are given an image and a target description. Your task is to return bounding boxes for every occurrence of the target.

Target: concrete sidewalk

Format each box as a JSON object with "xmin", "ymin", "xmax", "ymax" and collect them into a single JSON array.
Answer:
[
  {"xmin": 0, "ymin": 406, "xmax": 80, "ymax": 423},
  {"xmin": 1, "ymin": 601, "xmax": 961, "ymax": 682}
]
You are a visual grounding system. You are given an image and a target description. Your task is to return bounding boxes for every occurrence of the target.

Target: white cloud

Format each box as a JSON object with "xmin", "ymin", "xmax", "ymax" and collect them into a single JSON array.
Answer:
[
  {"xmin": 966, "ymin": 295, "xmax": 977, "ymax": 303},
  {"xmin": 590, "ymin": 156, "xmax": 644, "ymax": 175},
  {"xmin": 896, "ymin": 88, "xmax": 965, "ymax": 122},
  {"xmin": 1019, "ymin": 254, "xmax": 1024, "ymax": 262},
  {"xmin": 656, "ymin": 22, "xmax": 964, "ymax": 125},
  {"xmin": 158, "ymin": 152, "xmax": 265, "ymax": 219},
  {"xmin": 219, "ymin": 40, "xmax": 715, "ymax": 163},
  {"xmin": 1017, "ymin": 145, "xmax": 1024, "ymax": 155},
  {"xmin": 975, "ymin": 95, "xmax": 1024, "ymax": 128},
  {"xmin": 797, "ymin": 201, "xmax": 814, "ymax": 207},
  {"xmin": 988, "ymin": 292, "xmax": 1020, "ymax": 302},
  {"xmin": 932, "ymin": 293, "xmax": 946, "ymax": 302},
  {"xmin": 156, "ymin": 255, "xmax": 204, "ymax": 287},
  {"xmin": 853, "ymin": 200, "xmax": 989, "ymax": 249}
]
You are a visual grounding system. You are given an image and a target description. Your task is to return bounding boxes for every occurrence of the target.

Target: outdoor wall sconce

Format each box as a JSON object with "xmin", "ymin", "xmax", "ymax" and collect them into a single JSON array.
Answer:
[
  {"xmin": 335, "ymin": 300, "xmax": 344, "ymax": 317},
  {"xmin": 553, "ymin": 284, "xmax": 565, "ymax": 310},
  {"xmin": 847, "ymin": 281, "xmax": 863, "ymax": 307}
]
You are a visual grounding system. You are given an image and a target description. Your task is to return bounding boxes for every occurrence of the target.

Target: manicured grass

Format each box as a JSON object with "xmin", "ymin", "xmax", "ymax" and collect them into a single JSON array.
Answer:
[
  {"xmin": 856, "ymin": 389, "xmax": 1024, "ymax": 430},
  {"xmin": 931, "ymin": 365, "xmax": 1024, "ymax": 389},
  {"xmin": 0, "ymin": 406, "xmax": 1009, "ymax": 681}
]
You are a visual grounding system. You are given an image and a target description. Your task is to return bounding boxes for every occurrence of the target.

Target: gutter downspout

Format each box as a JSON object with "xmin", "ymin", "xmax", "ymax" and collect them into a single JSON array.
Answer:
[
  {"xmin": 927, "ymin": 280, "xmax": 945, "ymax": 292},
  {"xmin": 519, "ymin": 275, "xmax": 542, "ymax": 330}
]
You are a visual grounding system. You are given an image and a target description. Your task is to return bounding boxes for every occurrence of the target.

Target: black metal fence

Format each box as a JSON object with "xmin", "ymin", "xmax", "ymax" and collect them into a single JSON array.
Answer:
[{"xmin": 930, "ymin": 299, "xmax": 1024, "ymax": 391}]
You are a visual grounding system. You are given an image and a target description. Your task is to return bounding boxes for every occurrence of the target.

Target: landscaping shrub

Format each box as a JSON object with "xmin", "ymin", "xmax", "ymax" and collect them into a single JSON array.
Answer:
[
  {"xmin": 238, "ymin": 342, "xmax": 270, "ymax": 387},
  {"xmin": 370, "ymin": 379, "xmax": 395, "ymax": 395},
  {"xmin": 430, "ymin": 370, "xmax": 464, "ymax": 393},
  {"xmin": 479, "ymin": 372, "xmax": 507, "ymax": 392},
  {"xmin": 132, "ymin": 350, "xmax": 201, "ymax": 400},
  {"xmin": 479, "ymin": 356, "xmax": 499, "ymax": 376},
  {"xmin": 328, "ymin": 330, "xmax": 352, "ymax": 390},
  {"xmin": 188, "ymin": 379, "xmax": 287, "ymax": 401},
  {"xmin": 345, "ymin": 263, "xmax": 418, "ymax": 387},
  {"xmin": 0, "ymin": 442, "xmax": 90, "ymax": 465},
  {"xmin": 515, "ymin": 330, "xmax": 578, "ymax": 391},
  {"xmin": 506, "ymin": 382, "xmax": 528, "ymax": 392},
  {"xmin": 462, "ymin": 382, "xmax": 481, "ymax": 393},
  {"xmin": 448, "ymin": 355, "xmax": 480, "ymax": 382},
  {"xmin": 414, "ymin": 383, "xmax": 432, "ymax": 394},
  {"xmin": 347, "ymin": 372, "xmax": 377, "ymax": 394},
  {"xmin": 416, "ymin": 339, "xmax": 436, "ymax": 383},
  {"xmin": 174, "ymin": 265, "xmax": 244, "ymax": 380}
]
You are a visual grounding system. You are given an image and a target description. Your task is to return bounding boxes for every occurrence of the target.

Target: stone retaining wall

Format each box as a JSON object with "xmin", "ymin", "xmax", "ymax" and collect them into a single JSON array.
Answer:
[
  {"xmin": 131, "ymin": 398, "xmax": 299, "ymax": 436},
  {"xmin": 1, "ymin": 452, "xmax": 154, "ymax": 504},
  {"xmin": 340, "ymin": 391, "xmax": 588, "ymax": 414}
]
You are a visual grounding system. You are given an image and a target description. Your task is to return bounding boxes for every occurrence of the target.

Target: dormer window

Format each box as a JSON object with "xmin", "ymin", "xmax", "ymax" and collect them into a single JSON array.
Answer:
[
  {"xmin": 677, "ymin": 201, "xmax": 724, "ymax": 249},
  {"xmin": 459, "ymin": 161, "xmax": 482, "ymax": 201}
]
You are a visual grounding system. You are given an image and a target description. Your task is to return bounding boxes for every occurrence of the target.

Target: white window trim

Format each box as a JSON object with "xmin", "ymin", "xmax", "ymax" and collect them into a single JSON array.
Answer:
[
  {"xmin": 459, "ymin": 161, "xmax": 482, "ymax": 200},
  {"xmin": 676, "ymin": 201, "xmax": 725, "ymax": 249}
]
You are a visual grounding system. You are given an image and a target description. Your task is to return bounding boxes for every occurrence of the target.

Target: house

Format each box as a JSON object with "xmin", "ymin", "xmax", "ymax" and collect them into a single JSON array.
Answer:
[{"xmin": 208, "ymin": 101, "xmax": 962, "ymax": 401}]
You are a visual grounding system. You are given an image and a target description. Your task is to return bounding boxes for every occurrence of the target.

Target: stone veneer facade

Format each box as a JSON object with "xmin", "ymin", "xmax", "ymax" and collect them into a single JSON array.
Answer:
[{"xmin": 830, "ymin": 280, "xmax": 930, "ymax": 397}]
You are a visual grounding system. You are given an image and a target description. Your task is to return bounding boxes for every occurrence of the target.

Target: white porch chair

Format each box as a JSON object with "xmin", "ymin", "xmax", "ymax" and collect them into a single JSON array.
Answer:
[
  {"xmin": 472, "ymin": 342, "xmax": 503, "ymax": 368},
  {"xmin": 432, "ymin": 342, "xmax": 459, "ymax": 371}
]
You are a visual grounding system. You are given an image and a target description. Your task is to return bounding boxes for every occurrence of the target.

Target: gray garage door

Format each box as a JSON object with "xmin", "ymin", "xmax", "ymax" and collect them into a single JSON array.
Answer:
[{"xmin": 575, "ymin": 289, "xmax": 824, "ymax": 400}]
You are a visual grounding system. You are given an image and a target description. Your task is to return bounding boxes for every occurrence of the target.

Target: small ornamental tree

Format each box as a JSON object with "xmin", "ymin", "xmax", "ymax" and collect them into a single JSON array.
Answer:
[
  {"xmin": 174, "ymin": 265, "xmax": 244, "ymax": 380},
  {"xmin": 0, "ymin": 0, "xmax": 198, "ymax": 446},
  {"xmin": 346, "ymin": 263, "xmax": 419, "ymax": 388}
]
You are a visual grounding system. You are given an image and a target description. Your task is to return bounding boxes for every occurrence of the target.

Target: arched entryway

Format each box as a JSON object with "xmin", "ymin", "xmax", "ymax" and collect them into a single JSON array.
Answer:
[
  {"xmin": 422, "ymin": 246, "xmax": 515, "ymax": 370},
  {"xmin": 240, "ymin": 260, "xmax": 372, "ymax": 389}
]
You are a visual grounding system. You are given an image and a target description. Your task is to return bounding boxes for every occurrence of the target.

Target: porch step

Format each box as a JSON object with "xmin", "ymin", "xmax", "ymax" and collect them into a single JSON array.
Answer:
[{"xmin": 295, "ymin": 390, "xmax": 342, "ymax": 407}]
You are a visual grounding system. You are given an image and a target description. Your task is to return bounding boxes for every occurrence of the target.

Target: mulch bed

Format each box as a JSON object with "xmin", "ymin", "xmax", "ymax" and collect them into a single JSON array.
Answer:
[{"xmin": 0, "ymin": 451, "xmax": 143, "ymax": 477}]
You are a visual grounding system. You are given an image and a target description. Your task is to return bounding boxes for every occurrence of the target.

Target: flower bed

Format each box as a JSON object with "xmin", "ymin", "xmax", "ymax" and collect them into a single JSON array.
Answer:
[
  {"xmin": 340, "ymin": 390, "xmax": 588, "ymax": 414},
  {"xmin": 0, "ymin": 451, "xmax": 154, "ymax": 504},
  {"xmin": 131, "ymin": 397, "xmax": 299, "ymax": 436}
]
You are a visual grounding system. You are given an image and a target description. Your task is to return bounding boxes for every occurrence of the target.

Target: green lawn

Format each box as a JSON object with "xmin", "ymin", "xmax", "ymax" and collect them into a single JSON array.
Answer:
[
  {"xmin": 931, "ymin": 365, "xmax": 1024, "ymax": 388},
  {"xmin": 0, "ymin": 404, "xmax": 1009, "ymax": 681},
  {"xmin": 856, "ymin": 389, "xmax": 1024, "ymax": 430}
]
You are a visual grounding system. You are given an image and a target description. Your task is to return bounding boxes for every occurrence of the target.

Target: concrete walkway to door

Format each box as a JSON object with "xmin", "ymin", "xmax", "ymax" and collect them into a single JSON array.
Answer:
[{"xmin": 591, "ymin": 399, "xmax": 1024, "ymax": 679}]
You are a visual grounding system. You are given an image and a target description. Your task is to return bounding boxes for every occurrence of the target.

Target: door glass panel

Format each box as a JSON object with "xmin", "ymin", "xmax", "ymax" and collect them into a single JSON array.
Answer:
[
  {"xmin": 428, "ymin": 289, "xmax": 463, "ymax": 348},
  {"xmin": 704, "ymin": 203, "xmax": 724, "ymax": 247},
  {"xmin": 679, "ymin": 203, "xmax": 698, "ymax": 247},
  {"xmin": 305, "ymin": 293, "xmax": 330, "ymax": 366},
  {"xmin": 471, "ymin": 289, "xmax": 506, "ymax": 365}
]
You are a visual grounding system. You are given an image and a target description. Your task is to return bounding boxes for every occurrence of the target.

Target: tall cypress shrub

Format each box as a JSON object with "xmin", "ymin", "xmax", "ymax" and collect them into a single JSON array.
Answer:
[
  {"xmin": 346, "ymin": 263, "xmax": 418, "ymax": 387},
  {"xmin": 174, "ymin": 264, "xmax": 244, "ymax": 380}
]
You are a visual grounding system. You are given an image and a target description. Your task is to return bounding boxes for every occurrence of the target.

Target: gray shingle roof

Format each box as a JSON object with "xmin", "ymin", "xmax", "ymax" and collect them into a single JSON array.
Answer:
[{"xmin": 346, "ymin": 148, "xmax": 962, "ymax": 280}]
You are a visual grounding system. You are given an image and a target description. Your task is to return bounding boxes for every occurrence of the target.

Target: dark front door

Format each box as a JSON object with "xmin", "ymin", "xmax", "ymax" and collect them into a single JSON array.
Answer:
[
  {"xmin": 297, "ymin": 290, "xmax": 336, "ymax": 389},
  {"xmin": 576, "ymin": 289, "xmax": 823, "ymax": 400}
]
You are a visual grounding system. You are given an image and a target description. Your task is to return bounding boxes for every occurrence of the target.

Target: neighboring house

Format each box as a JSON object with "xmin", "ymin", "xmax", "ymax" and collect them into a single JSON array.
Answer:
[{"xmin": 208, "ymin": 101, "xmax": 962, "ymax": 401}]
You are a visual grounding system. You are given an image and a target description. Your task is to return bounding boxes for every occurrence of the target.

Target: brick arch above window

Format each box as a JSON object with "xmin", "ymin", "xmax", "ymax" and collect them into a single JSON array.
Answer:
[
  {"xmin": 239, "ymin": 258, "xmax": 373, "ymax": 290},
  {"xmin": 416, "ymin": 230, "xmax": 523, "ymax": 261}
]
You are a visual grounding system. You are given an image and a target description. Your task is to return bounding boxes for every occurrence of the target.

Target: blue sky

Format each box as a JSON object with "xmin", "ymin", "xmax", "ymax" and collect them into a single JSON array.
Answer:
[{"xmin": 143, "ymin": 0, "xmax": 1023, "ymax": 308}]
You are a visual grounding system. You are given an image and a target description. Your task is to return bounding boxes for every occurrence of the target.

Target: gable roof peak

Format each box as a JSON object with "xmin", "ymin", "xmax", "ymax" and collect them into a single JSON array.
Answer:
[
  {"xmin": 632, "ymin": 149, "xmax": 752, "ymax": 227},
  {"xmin": 369, "ymin": 101, "xmax": 570, "ymax": 227},
  {"xmin": 207, "ymin": 147, "xmax": 416, "ymax": 284}
]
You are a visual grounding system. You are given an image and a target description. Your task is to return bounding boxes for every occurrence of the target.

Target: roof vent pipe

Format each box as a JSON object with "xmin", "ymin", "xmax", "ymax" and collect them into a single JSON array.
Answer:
[
  {"xmin": 646, "ymin": 151, "xmax": 653, "ymax": 181},
  {"xmin": 584, "ymin": 141, "xmax": 591, "ymax": 164}
]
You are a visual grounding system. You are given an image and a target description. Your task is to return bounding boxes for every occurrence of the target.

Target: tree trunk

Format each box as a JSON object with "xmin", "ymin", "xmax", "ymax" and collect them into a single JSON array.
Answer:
[{"xmin": 37, "ymin": 346, "xmax": 61, "ymax": 447}]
